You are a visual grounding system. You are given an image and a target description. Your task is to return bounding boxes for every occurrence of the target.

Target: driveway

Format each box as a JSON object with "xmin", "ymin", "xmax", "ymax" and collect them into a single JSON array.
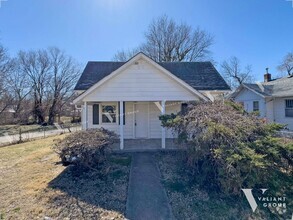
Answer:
[{"xmin": 126, "ymin": 152, "xmax": 173, "ymax": 220}]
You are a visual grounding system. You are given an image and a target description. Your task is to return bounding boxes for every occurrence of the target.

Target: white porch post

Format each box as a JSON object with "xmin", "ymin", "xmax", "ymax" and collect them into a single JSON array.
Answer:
[
  {"xmin": 119, "ymin": 101, "xmax": 124, "ymax": 150},
  {"xmin": 161, "ymin": 100, "xmax": 166, "ymax": 149},
  {"xmin": 84, "ymin": 101, "xmax": 88, "ymax": 130}
]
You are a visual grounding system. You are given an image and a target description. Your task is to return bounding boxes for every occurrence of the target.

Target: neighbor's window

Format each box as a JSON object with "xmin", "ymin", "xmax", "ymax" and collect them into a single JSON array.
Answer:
[
  {"xmin": 285, "ymin": 99, "xmax": 293, "ymax": 117},
  {"xmin": 253, "ymin": 101, "xmax": 259, "ymax": 112},
  {"xmin": 102, "ymin": 105, "xmax": 117, "ymax": 123}
]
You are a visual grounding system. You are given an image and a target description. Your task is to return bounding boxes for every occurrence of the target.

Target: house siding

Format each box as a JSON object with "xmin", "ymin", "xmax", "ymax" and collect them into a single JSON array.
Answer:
[
  {"xmin": 82, "ymin": 59, "xmax": 200, "ymax": 102},
  {"xmin": 233, "ymin": 89, "xmax": 293, "ymax": 130},
  {"xmin": 84, "ymin": 101, "xmax": 181, "ymax": 139},
  {"xmin": 234, "ymin": 88, "xmax": 266, "ymax": 117},
  {"xmin": 265, "ymin": 98, "xmax": 274, "ymax": 122},
  {"xmin": 273, "ymin": 97, "xmax": 293, "ymax": 130}
]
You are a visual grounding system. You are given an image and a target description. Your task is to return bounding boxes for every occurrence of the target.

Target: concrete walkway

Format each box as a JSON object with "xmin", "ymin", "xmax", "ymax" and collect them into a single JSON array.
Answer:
[{"xmin": 126, "ymin": 153, "xmax": 173, "ymax": 220}]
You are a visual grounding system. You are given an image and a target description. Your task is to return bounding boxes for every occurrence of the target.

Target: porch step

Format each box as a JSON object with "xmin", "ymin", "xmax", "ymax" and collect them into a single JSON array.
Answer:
[{"xmin": 112, "ymin": 138, "xmax": 182, "ymax": 152}]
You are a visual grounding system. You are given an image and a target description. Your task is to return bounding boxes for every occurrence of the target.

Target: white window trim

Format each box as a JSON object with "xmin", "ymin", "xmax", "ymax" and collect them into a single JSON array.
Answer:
[{"xmin": 100, "ymin": 102, "xmax": 118, "ymax": 125}]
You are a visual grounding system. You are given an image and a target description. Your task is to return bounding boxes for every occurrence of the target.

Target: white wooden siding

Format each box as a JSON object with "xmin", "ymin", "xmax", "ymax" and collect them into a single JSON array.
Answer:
[
  {"xmin": 265, "ymin": 98, "xmax": 274, "ymax": 122},
  {"xmin": 83, "ymin": 59, "xmax": 199, "ymax": 102},
  {"xmin": 234, "ymin": 89, "xmax": 293, "ymax": 130},
  {"xmin": 273, "ymin": 97, "xmax": 293, "ymax": 130},
  {"xmin": 85, "ymin": 101, "xmax": 180, "ymax": 138},
  {"xmin": 234, "ymin": 88, "xmax": 266, "ymax": 117}
]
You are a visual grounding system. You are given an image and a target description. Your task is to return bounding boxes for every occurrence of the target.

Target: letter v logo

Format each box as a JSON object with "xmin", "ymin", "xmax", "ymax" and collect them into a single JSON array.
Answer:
[{"xmin": 241, "ymin": 189, "xmax": 268, "ymax": 212}]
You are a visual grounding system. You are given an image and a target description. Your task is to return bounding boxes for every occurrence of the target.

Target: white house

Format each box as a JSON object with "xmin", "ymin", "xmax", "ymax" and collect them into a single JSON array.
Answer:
[
  {"xmin": 73, "ymin": 53, "xmax": 230, "ymax": 149},
  {"xmin": 230, "ymin": 71, "xmax": 293, "ymax": 130}
]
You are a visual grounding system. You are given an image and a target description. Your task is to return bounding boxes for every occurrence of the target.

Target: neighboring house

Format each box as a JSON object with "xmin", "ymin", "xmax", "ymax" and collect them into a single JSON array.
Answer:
[
  {"xmin": 229, "ymin": 71, "xmax": 293, "ymax": 130},
  {"xmin": 73, "ymin": 53, "xmax": 230, "ymax": 149},
  {"xmin": 0, "ymin": 108, "xmax": 15, "ymax": 125}
]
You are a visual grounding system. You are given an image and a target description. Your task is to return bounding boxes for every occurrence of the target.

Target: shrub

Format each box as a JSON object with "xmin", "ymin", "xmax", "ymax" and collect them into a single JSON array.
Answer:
[
  {"xmin": 160, "ymin": 101, "xmax": 292, "ymax": 195},
  {"xmin": 53, "ymin": 128, "xmax": 118, "ymax": 170}
]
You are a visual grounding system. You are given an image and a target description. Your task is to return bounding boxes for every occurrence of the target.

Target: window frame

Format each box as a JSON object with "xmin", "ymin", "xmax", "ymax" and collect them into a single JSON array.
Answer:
[
  {"xmin": 253, "ymin": 101, "xmax": 259, "ymax": 112},
  {"xmin": 100, "ymin": 103, "xmax": 118, "ymax": 124},
  {"xmin": 285, "ymin": 99, "xmax": 293, "ymax": 118}
]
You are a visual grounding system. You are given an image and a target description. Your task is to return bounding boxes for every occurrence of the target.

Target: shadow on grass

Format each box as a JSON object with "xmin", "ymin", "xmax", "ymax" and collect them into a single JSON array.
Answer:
[{"xmin": 46, "ymin": 155, "xmax": 131, "ymax": 219}]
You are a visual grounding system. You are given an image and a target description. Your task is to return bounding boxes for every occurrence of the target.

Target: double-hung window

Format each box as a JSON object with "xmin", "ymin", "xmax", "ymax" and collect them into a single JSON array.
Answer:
[
  {"xmin": 101, "ymin": 104, "xmax": 117, "ymax": 123},
  {"xmin": 285, "ymin": 99, "xmax": 293, "ymax": 117},
  {"xmin": 253, "ymin": 101, "xmax": 259, "ymax": 112}
]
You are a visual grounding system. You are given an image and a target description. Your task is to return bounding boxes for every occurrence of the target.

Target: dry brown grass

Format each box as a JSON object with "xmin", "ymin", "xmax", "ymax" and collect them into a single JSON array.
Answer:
[{"xmin": 0, "ymin": 135, "xmax": 131, "ymax": 220}]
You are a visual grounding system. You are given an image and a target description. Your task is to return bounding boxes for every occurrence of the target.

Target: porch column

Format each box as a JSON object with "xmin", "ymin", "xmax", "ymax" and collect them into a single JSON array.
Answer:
[
  {"xmin": 84, "ymin": 101, "xmax": 88, "ymax": 130},
  {"xmin": 119, "ymin": 101, "xmax": 124, "ymax": 150},
  {"xmin": 161, "ymin": 100, "xmax": 166, "ymax": 149}
]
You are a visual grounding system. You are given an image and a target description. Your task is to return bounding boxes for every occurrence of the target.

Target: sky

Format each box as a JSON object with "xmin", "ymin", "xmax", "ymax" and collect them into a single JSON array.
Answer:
[{"xmin": 0, "ymin": 0, "xmax": 292, "ymax": 81}]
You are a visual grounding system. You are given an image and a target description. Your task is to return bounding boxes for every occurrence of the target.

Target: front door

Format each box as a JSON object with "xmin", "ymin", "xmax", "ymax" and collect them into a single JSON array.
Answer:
[{"xmin": 134, "ymin": 103, "xmax": 149, "ymax": 138}]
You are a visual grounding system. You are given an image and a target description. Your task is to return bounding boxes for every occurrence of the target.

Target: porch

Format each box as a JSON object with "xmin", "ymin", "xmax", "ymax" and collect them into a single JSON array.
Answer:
[{"xmin": 81, "ymin": 100, "xmax": 186, "ymax": 150}]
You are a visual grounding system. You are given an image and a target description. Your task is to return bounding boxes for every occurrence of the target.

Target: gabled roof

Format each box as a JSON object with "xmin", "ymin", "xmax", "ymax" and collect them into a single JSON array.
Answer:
[
  {"xmin": 230, "ymin": 75, "xmax": 293, "ymax": 99},
  {"xmin": 74, "ymin": 53, "xmax": 211, "ymax": 103},
  {"xmin": 74, "ymin": 59, "xmax": 230, "ymax": 91}
]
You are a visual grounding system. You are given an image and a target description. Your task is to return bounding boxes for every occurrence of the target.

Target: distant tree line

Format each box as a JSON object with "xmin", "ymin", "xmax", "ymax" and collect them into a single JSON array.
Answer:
[{"xmin": 0, "ymin": 44, "xmax": 81, "ymax": 125}]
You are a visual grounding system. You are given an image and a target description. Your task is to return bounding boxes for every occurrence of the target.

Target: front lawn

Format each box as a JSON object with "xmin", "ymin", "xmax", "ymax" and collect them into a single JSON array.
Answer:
[{"xmin": 0, "ymin": 135, "xmax": 131, "ymax": 219}]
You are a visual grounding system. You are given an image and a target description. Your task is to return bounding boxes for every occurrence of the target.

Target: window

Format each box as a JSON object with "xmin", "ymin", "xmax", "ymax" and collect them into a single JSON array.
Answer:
[
  {"xmin": 253, "ymin": 101, "xmax": 259, "ymax": 112},
  {"xmin": 181, "ymin": 103, "xmax": 188, "ymax": 114},
  {"xmin": 285, "ymin": 99, "xmax": 293, "ymax": 117},
  {"xmin": 93, "ymin": 104, "xmax": 99, "ymax": 125},
  {"xmin": 102, "ymin": 104, "xmax": 117, "ymax": 123}
]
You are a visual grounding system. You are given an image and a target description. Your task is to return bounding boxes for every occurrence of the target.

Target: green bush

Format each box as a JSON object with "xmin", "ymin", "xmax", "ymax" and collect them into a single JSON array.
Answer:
[
  {"xmin": 160, "ymin": 101, "xmax": 292, "ymax": 195},
  {"xmin": 53, "ymin": 128, "xmax": 118, "ymax": 170}
]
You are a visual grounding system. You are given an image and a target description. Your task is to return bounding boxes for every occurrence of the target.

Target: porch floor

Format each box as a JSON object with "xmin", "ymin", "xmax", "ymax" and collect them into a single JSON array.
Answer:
[{"xmin": 112, "ymin": 138, "xmax": 183, "ymax": 152}]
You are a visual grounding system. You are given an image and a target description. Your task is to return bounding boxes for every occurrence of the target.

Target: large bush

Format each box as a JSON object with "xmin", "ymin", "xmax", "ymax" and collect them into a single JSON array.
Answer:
[
  {"xmin": 160, "ymin": 101, "xmax": 292, "ymax": 195},
  {"xmin": 53, "ymin": 128, "xmax": 118, "ymax": 169}
]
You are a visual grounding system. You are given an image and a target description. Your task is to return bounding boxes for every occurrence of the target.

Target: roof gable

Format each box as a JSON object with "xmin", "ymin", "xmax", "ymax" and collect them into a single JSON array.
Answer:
[
  {"xmin": 74, "ymin": 53, "xmax": 209, "ymax": 103},
  {"xmin": 74, "ymin": 56, "xmax": 230, "ymax": 91}
]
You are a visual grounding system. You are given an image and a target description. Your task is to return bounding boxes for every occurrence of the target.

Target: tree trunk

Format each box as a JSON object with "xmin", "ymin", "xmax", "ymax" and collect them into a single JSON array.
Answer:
[{"xmin": 48, "ymin": 98, "xmax": 57, "ymax": 125}]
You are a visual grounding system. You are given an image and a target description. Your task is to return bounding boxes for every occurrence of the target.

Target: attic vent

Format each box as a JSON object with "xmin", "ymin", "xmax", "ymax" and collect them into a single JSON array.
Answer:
[{"xmin": 134, "ymin": 61, "xmax": 139, "ymax": 65}]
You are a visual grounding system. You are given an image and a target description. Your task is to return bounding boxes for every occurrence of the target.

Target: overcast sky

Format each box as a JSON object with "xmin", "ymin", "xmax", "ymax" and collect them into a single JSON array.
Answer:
[{"xmin": 0, "ymin": 0, "xmax": 293, "ymax": 81}]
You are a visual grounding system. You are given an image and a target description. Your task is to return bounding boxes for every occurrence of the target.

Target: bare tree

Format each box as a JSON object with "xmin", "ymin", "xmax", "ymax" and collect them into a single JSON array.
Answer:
[
  {"xmin": 18, "ymin": 50, "xmax": 51, "ymax": 124},
  {"xmin": 113, "ymin": 15, "xmax": 214, "ymax": 62},
  {"xmin": 113, "ymin": 49, "xmax": 139, "ymax": 62},
  {"xmin": 47, "ymin": 47, "xmax": 80, "ymax": 125},
  {"xmin": 0, "ymin": 44, "xmax": 14, "ymax": 116},
  {"xmin": 0, "ymin": 44, "xmax": 11, "ymax": 74},
  {"xmin": 278, "ymin": 52, "xmax": 293, "ymax": 76},
  {"xmin": 221, "ymin": 56, "xmax": 254, "ymax": 89},
  {"xmin": 5, "ymin": 58, "xmax": 31, "ymax": 122}
]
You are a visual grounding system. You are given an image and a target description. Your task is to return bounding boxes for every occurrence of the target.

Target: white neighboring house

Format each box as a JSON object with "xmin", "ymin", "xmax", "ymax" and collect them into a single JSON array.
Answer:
[
  {"xmin": 230, "ymin": 72, "xmax": 293, "ymax": 130},
  {"xmin": 73, "ymin": 53, "xmax": 230, "ymax": 149}
]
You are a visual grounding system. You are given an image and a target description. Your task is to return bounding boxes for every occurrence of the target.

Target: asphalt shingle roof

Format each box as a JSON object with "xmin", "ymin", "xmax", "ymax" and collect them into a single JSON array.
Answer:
[
  {"xmin": 242, "ymin": 76, "xmax": 293, "ymax": 97},
  {"xmin": 74, "ymin": 61, "xmax": 230, "ymax": 91}
]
